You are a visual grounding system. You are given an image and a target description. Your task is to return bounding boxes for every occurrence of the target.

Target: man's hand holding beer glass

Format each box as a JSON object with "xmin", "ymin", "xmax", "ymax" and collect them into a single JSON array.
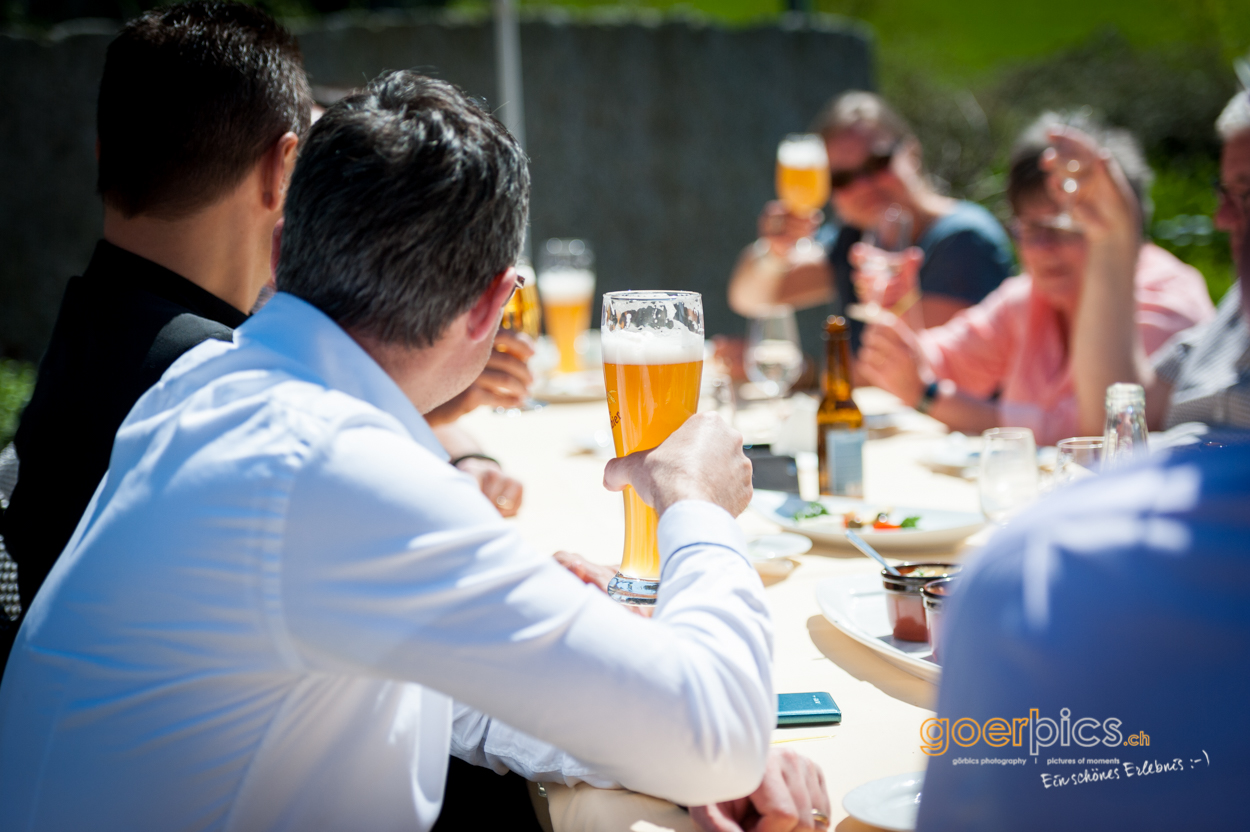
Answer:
[
  {"xmin": 603, "ymin": 412, "xmax": 752, "ymax": 517},
  {"xmin": 424, "ymin": 328, "xmax": 536, "ymax": 424}
]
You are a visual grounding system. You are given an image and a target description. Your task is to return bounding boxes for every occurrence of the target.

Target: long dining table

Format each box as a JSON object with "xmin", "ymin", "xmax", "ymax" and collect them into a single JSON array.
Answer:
[{"xmin": 458, "ymin": 388, "xmax": 987, "ymax": 832}]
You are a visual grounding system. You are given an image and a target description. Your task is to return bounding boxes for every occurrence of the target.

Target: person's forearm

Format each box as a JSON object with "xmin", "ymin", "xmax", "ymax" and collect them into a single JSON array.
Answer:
[
  {"xmin": 1070, "ymin": 236, "xmax": 1149, "ymax": 436},
  {"xmin": 286, "ymin": 445, "xmax": 773, "ymax": 807},
  {"xmin": 729, "ymin": 244, "xmax": 833, "ymax": 317},
  {"xmin": 450, "ymin": 704, "xmax": 622, "ymax": 789},
  {"xmin": 728, "ymin": 244, "xmax": 787, "ymax": 317},
  {"xmin": 432, "ymin": 422, "xmax": 482, "ymax": 460},
  {"xmin": 926, "ymin": 384, "xmax": 1003, "ymax": 435}
]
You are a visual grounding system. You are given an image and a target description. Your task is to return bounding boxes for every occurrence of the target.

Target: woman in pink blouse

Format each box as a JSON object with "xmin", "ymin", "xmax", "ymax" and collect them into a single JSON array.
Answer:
[{"xmin": 858, "ymin": 115, "xmax": 1215, "ymax": 445}]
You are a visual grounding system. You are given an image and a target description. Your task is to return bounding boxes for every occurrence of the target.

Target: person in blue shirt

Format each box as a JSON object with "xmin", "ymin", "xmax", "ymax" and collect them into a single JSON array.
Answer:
[
  {"xmin": 729, "ymin": 91, "xmax": 1014, "ymax": 351},
  {"xmin": 917, "ymin": 436, "xmax": 1250, "ymax": 831}
]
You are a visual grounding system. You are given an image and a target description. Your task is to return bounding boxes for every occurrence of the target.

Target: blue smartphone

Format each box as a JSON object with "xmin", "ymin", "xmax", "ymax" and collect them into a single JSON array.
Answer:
[{"xmin": 777, "ymin": 692, "xmax": 842, "ymax": 726}]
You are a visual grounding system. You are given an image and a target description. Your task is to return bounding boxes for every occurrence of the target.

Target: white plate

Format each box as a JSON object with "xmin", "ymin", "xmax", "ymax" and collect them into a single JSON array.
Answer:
[
  {"xmin": 843, "ymin": 771, "xmax": 925, "ymax": 832},
  {"xmin": 747, "ymin": 532, "xmax": 813, "ymax": 560},
  {"xmin": 751, "ymin": 490, "xmax": 984, "ymax": 552},
  {"xmin": 815, "ymin": 574, "xmax": 940, "ymax": 682},
  {"xmin": 534, "ymin": 370, "xmax": 606, "ymax": 403}
]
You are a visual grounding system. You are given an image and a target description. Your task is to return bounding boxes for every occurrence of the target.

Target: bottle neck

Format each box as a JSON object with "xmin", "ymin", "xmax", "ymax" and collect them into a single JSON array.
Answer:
[{"xmin": 824, "ymin": 332, "xmax": 853, "ymax": 403}]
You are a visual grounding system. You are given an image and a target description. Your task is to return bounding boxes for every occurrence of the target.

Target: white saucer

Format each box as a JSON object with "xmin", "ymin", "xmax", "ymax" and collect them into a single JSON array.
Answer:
[
  {"xmin": 842, "ymin": 771, "xmax": 925, "ymax": 832},
  {"xmin": 747, "ymin": 533, "xmax": 813, "ymax": 560}
]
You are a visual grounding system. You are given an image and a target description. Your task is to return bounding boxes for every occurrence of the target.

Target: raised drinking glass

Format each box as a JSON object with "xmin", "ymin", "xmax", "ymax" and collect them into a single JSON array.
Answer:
[{"xmin": 602, "ymin": 291, "xmax": 705, "ymax": 605}]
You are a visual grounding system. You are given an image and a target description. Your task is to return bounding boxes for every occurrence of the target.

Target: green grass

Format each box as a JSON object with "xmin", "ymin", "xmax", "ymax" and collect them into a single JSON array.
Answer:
[{"xmin": 0, "ymin": 361, "xmax": 35, "ymax": 449}]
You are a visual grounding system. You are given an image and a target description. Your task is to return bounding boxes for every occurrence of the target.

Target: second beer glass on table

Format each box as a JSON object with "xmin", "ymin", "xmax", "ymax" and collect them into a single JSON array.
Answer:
[
  {"xmin": 538, "ymin": 239, "xmax": 596, "ymax": 374},
  {"xmin": 602, "ymin": 291, "xmax": 704, "ymax": 605}
]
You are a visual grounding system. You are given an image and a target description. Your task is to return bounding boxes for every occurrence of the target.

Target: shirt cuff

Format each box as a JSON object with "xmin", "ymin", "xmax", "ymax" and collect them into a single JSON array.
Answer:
[{"xmin": 656, "ymin": 500, "xmax": 749, "ymax": 574}]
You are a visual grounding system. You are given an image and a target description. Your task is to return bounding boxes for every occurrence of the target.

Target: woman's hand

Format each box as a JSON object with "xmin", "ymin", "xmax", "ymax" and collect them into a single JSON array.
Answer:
[
  {"xmin": 857, "ymin": 312, "xmax": 933, "ymax": 406},
  {"xmin": 1042, "ymin": 127, "xmax": 1140, "ymax": 247}
]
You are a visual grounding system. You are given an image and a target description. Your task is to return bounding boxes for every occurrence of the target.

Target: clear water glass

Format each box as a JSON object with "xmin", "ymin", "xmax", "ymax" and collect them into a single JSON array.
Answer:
[
  {"xmin": 745, "ymin": 307, "xmax": 803, "ymax": 399},
  {"xmin": 979, "ymin": 427, "xmax": 1039, "ymax": 524},
  {"xmin": 1053, "ymin": 436, "xmax": 1103, "ymax": 487}
]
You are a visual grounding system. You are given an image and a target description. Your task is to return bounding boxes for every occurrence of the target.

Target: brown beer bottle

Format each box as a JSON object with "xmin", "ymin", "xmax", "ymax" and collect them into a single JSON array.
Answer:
[{"xmin": 817, "ymin": 316, "xmax": 865, "ymax": 496}]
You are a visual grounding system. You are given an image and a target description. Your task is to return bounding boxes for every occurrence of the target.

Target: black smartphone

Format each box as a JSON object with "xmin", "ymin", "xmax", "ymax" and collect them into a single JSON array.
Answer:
[{"xmin": 777, "ymin": 692, "xmax": 842, "ymax": 726}]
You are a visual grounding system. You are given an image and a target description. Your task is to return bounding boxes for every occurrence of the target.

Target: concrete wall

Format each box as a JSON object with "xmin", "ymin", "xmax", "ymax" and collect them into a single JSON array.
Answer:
[{"xmin": 0, "ymin": 12, "xmax": 872, "ymax": 362}]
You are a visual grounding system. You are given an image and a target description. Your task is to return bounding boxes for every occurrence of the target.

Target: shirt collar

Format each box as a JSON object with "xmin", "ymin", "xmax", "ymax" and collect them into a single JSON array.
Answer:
[
  {"xmin": 234, "ymin": 293, "xmax": 448, "ymax": 460},
  {"xmin": 85, "ymin": 240, "xmax": 250, "ymax": 329}
]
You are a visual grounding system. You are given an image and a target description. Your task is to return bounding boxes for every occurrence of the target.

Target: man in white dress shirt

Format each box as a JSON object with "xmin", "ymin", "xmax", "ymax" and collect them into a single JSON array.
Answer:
[{"xmin": 0, "ymin": 72, "xmax": 829, "ymax": 831}]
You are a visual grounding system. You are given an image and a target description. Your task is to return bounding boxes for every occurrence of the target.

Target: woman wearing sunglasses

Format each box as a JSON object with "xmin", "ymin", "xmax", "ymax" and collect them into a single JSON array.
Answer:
[
  {"xmin": 729, "ymin": 91, "xmax": 1014, "ymax": 342},
  {"xmin": 856, "ymin": 114, "xmax": 1214, "ymax": 445}
]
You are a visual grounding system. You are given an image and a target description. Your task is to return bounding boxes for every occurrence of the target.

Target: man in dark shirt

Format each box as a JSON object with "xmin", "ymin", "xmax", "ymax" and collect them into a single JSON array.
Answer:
[{"xmin": 2, "ymin": 2, "xmax": 312, "ymax": 619}]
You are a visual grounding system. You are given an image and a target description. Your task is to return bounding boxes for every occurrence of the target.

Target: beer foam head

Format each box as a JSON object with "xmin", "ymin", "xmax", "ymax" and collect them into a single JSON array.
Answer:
[
  {"xmin": 538, "ymin": 268, "xmax": 595, "ymax": 302},
  {"xmin": 601, "ymin": 327, "xmax": 703, "ymax": 365},
  {"xmin": 778, "ymin": 138, "xmax": 828, "ymax": 170}
]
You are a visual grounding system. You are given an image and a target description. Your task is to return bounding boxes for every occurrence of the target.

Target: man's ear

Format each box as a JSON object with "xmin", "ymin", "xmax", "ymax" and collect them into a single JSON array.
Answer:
[
  {"xmin": 465, "ymin": 268, "xmax": 516, "ymax": 343},
  {"xmin": 261, "ymin": 132, "xmax": 300, "ymax": 211}
]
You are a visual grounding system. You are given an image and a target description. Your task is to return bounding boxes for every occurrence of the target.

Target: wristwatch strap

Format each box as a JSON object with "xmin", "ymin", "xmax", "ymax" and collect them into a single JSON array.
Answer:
[{"xmin": 915, "ymin": 380, "xmax": 941, "ymax": 415}]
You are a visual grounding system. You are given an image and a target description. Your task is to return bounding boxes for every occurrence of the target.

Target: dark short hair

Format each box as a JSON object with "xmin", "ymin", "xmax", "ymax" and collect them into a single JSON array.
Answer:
[
  {"xmin": 811, "ymin": 91, "xmax": 914, "ymax": 156},
  {"xmin": 1007, "ymin": 111, "xmax": 1154, "ymax": 227},
  {"xmin": 97, "ymin": 1, "xmax": 312, "ymax": 218},
  {"xmin": 277, "ymin": 71, "xmax": 530, "ymax": 348}
]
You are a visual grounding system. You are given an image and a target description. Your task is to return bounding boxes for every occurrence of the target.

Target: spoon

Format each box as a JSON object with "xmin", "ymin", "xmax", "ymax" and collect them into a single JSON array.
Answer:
[{"xmin": 844, "ymin": 529, "xmax": 903, "ymax": 576}]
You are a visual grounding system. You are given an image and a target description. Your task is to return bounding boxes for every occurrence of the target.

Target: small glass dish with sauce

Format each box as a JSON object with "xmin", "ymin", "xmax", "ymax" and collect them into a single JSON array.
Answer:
[
  {"xmin": 881, "ymin": 563, "xmax": 961, "ymax": 642},
  {"xmin": 921, "ymin": 576, "xmax": 958, "ymax": 662}
]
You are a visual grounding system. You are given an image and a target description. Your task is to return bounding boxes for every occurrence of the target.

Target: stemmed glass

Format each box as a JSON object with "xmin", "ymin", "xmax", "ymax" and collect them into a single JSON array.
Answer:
[
  {"xmin": 979, "ymin": 428, "xmax": 1039, "ymax": 524},
  {"xmin": 852, "ymin": 203, "xmax": 913, "ymax": 322},
  {"xmin": 744, "ymin": 307, "xmax": 804, "ymax": 399}
]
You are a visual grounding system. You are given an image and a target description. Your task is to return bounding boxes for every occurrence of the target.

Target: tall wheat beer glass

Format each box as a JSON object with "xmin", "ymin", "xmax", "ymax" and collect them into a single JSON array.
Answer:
[
  {"xmin": 538, "ymin": 239, "xmax": 595, "ymax": 374},
  {"xmin": 602, "ymin": 291, "xmax": 704, "ymax": 605}
]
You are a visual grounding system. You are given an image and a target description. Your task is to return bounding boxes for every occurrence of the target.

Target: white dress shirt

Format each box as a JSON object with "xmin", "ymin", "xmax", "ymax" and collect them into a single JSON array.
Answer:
[{"xmin": 0, "ymin": 294, "xmax": 774, "ymax": 832}]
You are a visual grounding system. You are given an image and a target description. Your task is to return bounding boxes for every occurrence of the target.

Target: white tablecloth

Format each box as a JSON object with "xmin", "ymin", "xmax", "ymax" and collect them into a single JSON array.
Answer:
[{"xmin": 459, "ymin": 391, "xmax": 984, "ymax": 831}]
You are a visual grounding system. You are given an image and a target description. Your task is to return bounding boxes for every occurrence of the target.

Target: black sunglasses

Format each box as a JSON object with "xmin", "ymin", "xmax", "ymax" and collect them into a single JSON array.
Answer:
[{"xmin": 829, "ymin": 146, "xmax": 897, "ymax": 190}]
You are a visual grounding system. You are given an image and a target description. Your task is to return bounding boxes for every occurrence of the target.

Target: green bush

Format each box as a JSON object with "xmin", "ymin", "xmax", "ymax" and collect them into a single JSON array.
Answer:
[
  {"xmin": 0, "ymin": 361, "xmax": 36, "ymax": 449},
  {"xmin": 878, "ymin": 30, "xmax": 1239, "ymax": 302}
]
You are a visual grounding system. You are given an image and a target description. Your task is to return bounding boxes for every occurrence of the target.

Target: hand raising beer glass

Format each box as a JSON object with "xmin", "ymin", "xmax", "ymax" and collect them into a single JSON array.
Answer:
[
  {"xmin": 497, "ymin": 257, "xmax": 543, "ymax": 410},
  {"xmin": 602, "ymin": 291, "xmax": 705, "ymax": 605}
]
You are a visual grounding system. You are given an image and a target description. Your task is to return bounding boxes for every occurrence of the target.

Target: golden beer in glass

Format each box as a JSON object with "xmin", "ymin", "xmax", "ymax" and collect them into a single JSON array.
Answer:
[
  {"xmin": 775, "ymin": 133, "xmax": 830, "ymax": 216},
  {"xmin": 538, "ymin": 239, "xmax": 595, "ymax": 374},
  {"xmin": 602, "ymin": 291, "xmax": 704, "ymax": 605},
  {"xmin": 500, "ymin": 260, "xmax": 542, "ymax": 339}
]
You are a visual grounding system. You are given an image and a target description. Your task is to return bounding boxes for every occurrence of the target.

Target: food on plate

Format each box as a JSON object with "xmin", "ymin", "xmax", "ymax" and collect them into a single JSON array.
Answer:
[
  {"xmin": 789, "ymin": 502, "xmax": 923, "ymax": 531},
  {"xmin": 791, "ymin": 501, "xmax": 831, "ymax": 521}
]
